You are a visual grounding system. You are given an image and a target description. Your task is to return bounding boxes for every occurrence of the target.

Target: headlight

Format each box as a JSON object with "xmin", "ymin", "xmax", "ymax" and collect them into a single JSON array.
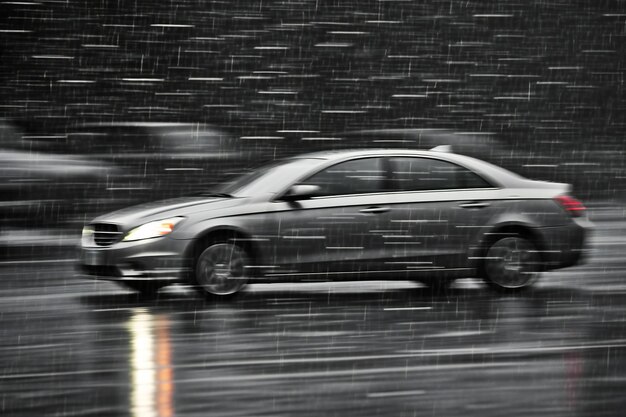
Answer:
[
  {"xmin": 81, "ymin": 225, "xmax": 94, "ymax": 245},
  {"xmin": 82, "ymin": 225, "xmax": 94, "ymax": 237},
  {"xmin": 122, "ymin": 217, "xmax": 184, "ymax": 242}
]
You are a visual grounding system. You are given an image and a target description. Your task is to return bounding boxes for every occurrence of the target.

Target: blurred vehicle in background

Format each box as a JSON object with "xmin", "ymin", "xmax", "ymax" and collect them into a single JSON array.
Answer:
[
  {"xmin": 335, "ymin": 129, "xmax": 502, "ymax": 158},
  {"xmin": 0, "ymin": 120, "xmax": 112, "ymax": 228},
  {"xmin": 4, "ymin": 122, "xmax": 271, "ymax": 225},
  {"xmin": 335, "ymin": 129, "xmax": 538, "ymax": 173},
  {"xmin": 63, "ymin": 122, "xmax": 260, "ymax": 210}
]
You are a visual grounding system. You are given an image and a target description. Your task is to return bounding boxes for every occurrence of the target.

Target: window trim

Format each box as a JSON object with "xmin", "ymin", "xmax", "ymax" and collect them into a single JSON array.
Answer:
[{"xmin": 272, "ymin": 154, "xmax": 502, "ymax": 202}]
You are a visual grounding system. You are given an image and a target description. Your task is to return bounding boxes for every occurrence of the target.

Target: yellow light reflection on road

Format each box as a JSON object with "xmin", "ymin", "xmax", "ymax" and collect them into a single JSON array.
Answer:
[{"xmin": 128, "ymin": 308, "xmax": 174, "ymax": 417}]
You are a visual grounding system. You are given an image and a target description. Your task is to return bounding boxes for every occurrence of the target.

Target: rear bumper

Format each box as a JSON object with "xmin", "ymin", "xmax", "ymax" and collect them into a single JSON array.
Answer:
[
  {"xmin": 77, "ymin": 236, "xmax": 193, "ymax": 283},
  {"xmin": 537, "ymin": 217, "xmax": 591, "ymax": 270}
]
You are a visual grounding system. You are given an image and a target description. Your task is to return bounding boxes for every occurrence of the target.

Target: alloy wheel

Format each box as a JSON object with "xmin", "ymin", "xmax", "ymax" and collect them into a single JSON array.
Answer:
[
  {"xmin": 196, "ymin": 243, "xmax": 249, "ymax": 295},
  {"xmin": 484, "ymin": 236, "xmax": 540, "ymax": 290}
]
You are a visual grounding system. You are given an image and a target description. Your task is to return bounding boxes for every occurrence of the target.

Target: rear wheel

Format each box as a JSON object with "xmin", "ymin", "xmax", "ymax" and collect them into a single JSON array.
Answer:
[
  {"xmin": 482, "ymin": 236, "xmax": 541, "ymax": 291},
  {"xmin": 195, "ymin": 242, "xmax": 249, "ymax": 296}
]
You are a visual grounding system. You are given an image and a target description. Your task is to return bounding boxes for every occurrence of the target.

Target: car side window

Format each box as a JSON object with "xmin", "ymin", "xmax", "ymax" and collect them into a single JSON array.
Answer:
[
  {"xmin": 299, "ymin": 157, "xmax": 386, "ymax": 197},
  {"xmin": 390, "ymin": 157, "xmax": 491, "ymax": 191}
]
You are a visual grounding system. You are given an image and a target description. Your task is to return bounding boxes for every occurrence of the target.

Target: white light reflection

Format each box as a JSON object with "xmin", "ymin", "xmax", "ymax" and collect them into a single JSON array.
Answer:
[{"xmin": 128, "ymin": 308, "xmax": 174, "ymax": 417}]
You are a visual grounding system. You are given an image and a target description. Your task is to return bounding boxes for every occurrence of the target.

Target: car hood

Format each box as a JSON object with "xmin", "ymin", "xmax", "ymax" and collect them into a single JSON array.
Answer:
[{"xmin": 92, "ymin": 195, "xmax": 247, "ymax": 227}]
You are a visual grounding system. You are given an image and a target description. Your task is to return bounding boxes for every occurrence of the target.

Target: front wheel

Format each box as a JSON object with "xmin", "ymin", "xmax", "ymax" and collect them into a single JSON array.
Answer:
[
  {"xmin": 482, "ymin": 236, "xmax": 541, "ymax": 291},
  {"xmin": 195, "ymin": 243, "xmax": 249, "ymax": 296}
]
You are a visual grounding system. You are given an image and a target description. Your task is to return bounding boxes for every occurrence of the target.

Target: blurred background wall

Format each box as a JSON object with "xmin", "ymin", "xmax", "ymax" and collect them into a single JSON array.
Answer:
[{"xmin": 0, "ymin": 0, "xmax": 625, "ymax": 199}]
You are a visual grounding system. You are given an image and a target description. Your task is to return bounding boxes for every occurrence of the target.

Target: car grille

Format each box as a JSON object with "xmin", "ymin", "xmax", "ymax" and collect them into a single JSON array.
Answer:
[{"xmin": 93, "ymin": 223, "xmax": 123, "ymax": 246}]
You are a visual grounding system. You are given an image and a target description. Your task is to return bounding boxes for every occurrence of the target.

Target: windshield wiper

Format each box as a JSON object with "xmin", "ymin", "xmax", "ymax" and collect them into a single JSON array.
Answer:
[{"xmin": 193, "ymin": 192, "xmax": 233, "ymax": 198}]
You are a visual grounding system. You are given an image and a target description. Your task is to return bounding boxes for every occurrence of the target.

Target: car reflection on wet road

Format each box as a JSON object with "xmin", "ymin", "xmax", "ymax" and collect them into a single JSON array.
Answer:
[{"xmin": 1, "ymin": 206, "xmax": 626, "ymax": 416}]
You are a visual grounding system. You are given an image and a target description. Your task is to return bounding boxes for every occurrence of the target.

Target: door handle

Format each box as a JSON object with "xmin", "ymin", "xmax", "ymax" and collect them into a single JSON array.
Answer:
[
  {"xmin": 360, "ymin": 206, "xmax": 390, "ymax": 214},
  {"xmin": 459, "ymin": 201, "xmax": 490, "ymax": 209}
]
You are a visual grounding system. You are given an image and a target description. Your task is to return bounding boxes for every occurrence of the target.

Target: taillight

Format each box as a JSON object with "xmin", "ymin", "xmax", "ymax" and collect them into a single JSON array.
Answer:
[{"xmin": 554, "ymin": 195, "xmax": 586, "ymax": 217}]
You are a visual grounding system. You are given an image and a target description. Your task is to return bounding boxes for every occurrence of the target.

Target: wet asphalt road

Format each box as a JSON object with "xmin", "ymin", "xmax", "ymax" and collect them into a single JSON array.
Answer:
[{"xmin": 1, "ymin": 206, "xmax": 626, "ymax": 417}]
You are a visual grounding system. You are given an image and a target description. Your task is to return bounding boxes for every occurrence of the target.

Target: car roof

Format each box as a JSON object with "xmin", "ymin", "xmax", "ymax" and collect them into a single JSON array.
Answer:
[
  {"xmin": 80, "ymin": 122, "xmax": 207, "ymax": 128},
  {"xmin": 293, "ymin": 148, "xmax": 464, "ymax": 161},
  {"xmin": 291, "ymin": 148, "xmax": 525, "ymax": 187}
]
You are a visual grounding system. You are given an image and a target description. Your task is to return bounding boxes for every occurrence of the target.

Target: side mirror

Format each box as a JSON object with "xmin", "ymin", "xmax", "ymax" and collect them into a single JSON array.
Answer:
[{"xmin": 280, "ymin": 184, "xmax": 321, "ymax": 201}]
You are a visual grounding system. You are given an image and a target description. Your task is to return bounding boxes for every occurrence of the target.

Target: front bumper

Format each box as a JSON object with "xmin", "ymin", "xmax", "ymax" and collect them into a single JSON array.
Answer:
[{"xmin": 77, "ymin": 236, "xmax": 193, "ymax": 283}]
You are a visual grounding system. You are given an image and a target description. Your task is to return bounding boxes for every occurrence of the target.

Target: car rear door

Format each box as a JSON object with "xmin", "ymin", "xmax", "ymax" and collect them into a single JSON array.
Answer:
[{"xmin": 382, "ymin": 156, "xmax": 499, "ymax": 270}]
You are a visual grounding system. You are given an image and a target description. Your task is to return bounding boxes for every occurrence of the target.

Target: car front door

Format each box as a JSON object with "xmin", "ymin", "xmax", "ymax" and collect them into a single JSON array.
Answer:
[{"xmin": 261, "ymin": 157, "xmax": 393, "ymax": 278}]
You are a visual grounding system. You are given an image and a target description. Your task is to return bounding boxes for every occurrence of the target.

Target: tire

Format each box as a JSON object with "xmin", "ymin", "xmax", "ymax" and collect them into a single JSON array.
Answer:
[
  {"xmin": 482, "ymin": 236, "xmax": 541, "ymax": 291},
  {"xmin": 194, "ymin": 242, "xmax": 249, "ymax": 296},
  {"xmin": 119, "ymin": 281, "xmax": 166, "ymax": 295}
]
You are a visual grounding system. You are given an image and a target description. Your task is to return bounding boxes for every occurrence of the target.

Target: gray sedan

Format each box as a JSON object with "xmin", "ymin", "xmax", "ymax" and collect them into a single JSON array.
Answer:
[{"xmin": 78, "ymin": 148, "xmax": 590, "ymax": 296}]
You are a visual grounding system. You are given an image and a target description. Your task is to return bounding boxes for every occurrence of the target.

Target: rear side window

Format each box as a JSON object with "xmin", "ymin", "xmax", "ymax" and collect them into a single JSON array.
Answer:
[
  {"xmin": 390, "ymin": 157, "xmax": 491, "ymax": 191},
  {"xmin": 300, "ymin": 157, "xmax": 386, "ymax": 196}
]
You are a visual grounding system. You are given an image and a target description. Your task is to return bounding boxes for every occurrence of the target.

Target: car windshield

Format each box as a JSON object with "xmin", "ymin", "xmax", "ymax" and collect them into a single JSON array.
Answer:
[{"xmin": 214, "ymin": 158, "xmax": 322, "ymax": 197}]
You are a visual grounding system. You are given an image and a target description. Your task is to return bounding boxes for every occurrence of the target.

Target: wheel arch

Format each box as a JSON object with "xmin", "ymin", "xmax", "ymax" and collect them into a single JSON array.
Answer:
[
  {"xmin": 184, "ymin": 226, "xmax": 261, "ymax": 282},
  {"xmin": 471, "ymin": 222, "xmax": 547, "ymax": 274}
]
